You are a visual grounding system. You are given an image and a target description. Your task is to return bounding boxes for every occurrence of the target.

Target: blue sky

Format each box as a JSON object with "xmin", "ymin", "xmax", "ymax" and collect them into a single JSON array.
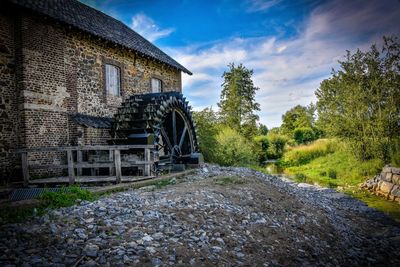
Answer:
[{"xmin": 82, "ymin": 0, "xmax": 400, "ymax": 127}]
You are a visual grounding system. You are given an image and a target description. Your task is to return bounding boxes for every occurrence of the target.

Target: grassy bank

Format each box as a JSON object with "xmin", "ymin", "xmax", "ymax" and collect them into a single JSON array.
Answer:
[{"xmin": 280, "ymin": 139, "xmax": 400, "ymax": 221}]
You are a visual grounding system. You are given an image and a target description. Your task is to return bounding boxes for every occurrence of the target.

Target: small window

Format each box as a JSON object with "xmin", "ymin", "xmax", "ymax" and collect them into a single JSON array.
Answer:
[
  {"xmin": 105, "ymin": 64, "xmax": 120, "ymax": 96},
  {"xmin": 151, "ymin": 78, "xmax": 162, "ymax": 93}
]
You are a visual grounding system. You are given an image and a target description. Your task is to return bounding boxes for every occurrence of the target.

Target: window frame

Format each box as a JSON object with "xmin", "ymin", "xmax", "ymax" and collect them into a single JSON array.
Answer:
[
  {"xmin": 151, "ymin": 77, "xmax": 163, "ymax": 93},
  {"xmin": 105, "ymin": 64, "xmax": 121, "ymax": 96},
  {"xmin": 102, "ymin": 57, "xmax": 124, "ymax": 103}
]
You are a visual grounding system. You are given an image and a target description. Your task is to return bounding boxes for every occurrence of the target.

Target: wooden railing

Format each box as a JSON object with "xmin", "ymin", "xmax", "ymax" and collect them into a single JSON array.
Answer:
[{"xmin": 17, "ymin": 145, "xmax": 155, "ymax": 186}]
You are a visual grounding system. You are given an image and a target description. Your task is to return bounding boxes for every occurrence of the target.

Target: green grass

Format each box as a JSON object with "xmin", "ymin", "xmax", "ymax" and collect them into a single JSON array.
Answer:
[
  {"xmin": 214, "ymin": 176, "xmax": 245, "ymax": 186},
  {"xmin": 0, "ymin": 186, "xmax": 97, "ymax": 225},
  {"xmin": 281, "ymin": 138, "xmax": 336, "ymax": 166},
  {"xmin": 281, "ymin": 139, "xmax": 400, "ymax": 222}
]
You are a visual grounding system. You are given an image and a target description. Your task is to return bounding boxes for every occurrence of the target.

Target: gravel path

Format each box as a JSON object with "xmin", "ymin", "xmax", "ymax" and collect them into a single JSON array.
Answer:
[{"xmin": 1, "ymin": 165, "xmax": 399, "ymax": 266}]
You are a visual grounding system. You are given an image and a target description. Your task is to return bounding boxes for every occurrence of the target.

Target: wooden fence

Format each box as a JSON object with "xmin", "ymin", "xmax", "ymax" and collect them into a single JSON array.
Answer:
[{"xmin": 17, "ymin": 145, "xmax": 155, "ymax": 186}]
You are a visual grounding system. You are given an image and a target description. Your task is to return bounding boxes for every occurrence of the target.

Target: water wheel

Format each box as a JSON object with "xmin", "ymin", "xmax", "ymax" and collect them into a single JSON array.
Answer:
[{"xmin": 110, "ymin": 92, "xmax": 199, "ymax": 168}]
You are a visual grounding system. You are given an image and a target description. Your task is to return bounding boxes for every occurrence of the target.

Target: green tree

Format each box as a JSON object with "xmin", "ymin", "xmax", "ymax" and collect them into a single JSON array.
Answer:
[
  {"xmin": 192, "ymin": 107, "xmax": 220, "ymax": 162},
  {"xmin": 316, "ymin": 36, "xmax": 400, "ymax": 161},
  {"xmin": 218, "ymin": 63, "xmax": 260, "ymax": 138},
  {"xmin": 215, "ymin": 127, "xmax": 256, "ymax": 166},
  {"xmin": 281, "ymin": 104, "xmax": 316, "ymax": 136}
]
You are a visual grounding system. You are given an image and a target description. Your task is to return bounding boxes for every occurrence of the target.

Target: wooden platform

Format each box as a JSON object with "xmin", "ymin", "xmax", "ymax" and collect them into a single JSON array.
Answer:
[{"xmin": 28, "ymin": 175, "xmax": 155, "ymax": 185}]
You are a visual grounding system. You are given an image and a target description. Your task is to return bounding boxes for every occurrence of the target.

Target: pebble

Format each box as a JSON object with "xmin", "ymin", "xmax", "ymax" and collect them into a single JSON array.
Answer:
[{"xmin": 0, "ymin": 164, "xmax": 399, "ymax": 266}]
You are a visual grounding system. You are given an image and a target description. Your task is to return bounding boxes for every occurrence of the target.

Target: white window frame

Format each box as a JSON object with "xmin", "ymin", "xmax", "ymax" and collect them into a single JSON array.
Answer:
[
  {"xmin": 105, "ymin": 64, "xmax": 121, "ymax": 96},
  {"xmin": 151, "ymin": 78, "xmax": 162, "ymax": 93}
]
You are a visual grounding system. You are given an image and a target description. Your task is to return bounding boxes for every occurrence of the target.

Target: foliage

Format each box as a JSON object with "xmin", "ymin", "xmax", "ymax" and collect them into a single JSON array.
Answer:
[
  {"xmin": 218, "ymin": 63, "xmax": 260, "ymax": 138},
  {"xmin": 214, "ymin": 126, "xmax": 256, "ymax": 166},
  {"xmin": 258, "ymin": 123, "xmax": 269, "ymax": 135},
  {"xmin": 281, "ymin": 139, "xmax": 336, "ymax": 166},
  {"xmin": 1, "ymin": 186, "xmax": 97, "ymax": 225},
  {"xmin": 284, "ymin": 140, "xmax": 383, "ymax": 188},
  {"xmin": 293, "ymin": 127, "xmax": 316, "ymax": 144},
  {"xmin": 316, "ymin": 36, "xmax": 400, "ymax": 162},
  {"xmin": 266, "ymin": 133, "xmax": 287, "ymax": 159},
  {"xmin": 281, "ymin": 104, "xmax": 316, "ymax": 135},
  {"xmin": 253, "ymin": 135, "xmax": 269, "ymax": 163},
  {"xmin": 192, "ymin": 107, "xmax": 220, "ymax": 163},
  {"xmin": 40, "ymin": 186, "xmax": 96, "ymax": 209}
]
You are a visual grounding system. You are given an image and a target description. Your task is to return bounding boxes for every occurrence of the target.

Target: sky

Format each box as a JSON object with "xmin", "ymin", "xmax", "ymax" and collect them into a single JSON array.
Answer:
[{"xmin": 82, "ymin": 0, "xmax": 400, "ymax": 128}]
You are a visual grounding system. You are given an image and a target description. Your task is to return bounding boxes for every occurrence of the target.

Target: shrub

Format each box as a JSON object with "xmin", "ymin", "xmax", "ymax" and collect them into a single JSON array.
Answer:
[
  {"xmin": 192, "ymin": 108, "xmax": 220, "ymax": 163},
  {"xmin": 294, "ymin": 173, "xmax": 307, "ymax": 182},
  {"xmin": 214, "ymin": 127, "xmax": 256, "ymax": 166},
  {"xmin": 293, "ymin": 127, "xmax": 316, "ymax": 144},
  {"xmin": 253, "ymin": 135, "xmax": 269, "ymax": 163},
  {"xmin": 328, "ymin": 169, "xmax": 337, "ymax": 179},
  {"xmin": 266, "ymin": 134, "xmax": 287, "ymax": 159},
  {"xmin": 281, "ymin": 139, "xmax": 336, "ymax": 166}
]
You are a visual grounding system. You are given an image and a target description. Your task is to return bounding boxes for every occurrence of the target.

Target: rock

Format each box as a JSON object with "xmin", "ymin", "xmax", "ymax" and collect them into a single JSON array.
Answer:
[
  {"xmin": 84, "ymin": 244, "xmax": 99, "ymax": 257},
  {"xmin": 135, "ymin": 210, "xmax": 143, "ymax": 217},
  {"xmin": 146, "ymin": 247, "xmax": 156, "ymax": 254},
  {"xmin": 211, "ymin": 246, "xmax": 222, "ymax": 253},
  {"xmin": 379, "ymin": 181, "xmax": 394, "ymax": 194},
  {"xmin": 142, "ymin": 235, "xmax": 153, "ymax": 242}
]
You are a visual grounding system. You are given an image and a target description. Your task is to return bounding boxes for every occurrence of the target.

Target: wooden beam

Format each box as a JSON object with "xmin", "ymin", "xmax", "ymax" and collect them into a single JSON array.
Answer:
[
  {"xmin": 16, "ymin": 144, "xmax": 155, "ymax": 153},
  {"xmin": 114, "ymin": 149, "xmax": 122, "ymax": 183},
  {"xmin": 144, "ymin": 148, "xmax": 151, "ymax": 176},
  {"xmin": 67, "ymin": 149, "xmax": 75, "ymax": 184},
  {"xmin": 21, "ymin": 152, "xmax": 29, "ymax": 187},
  {"xmin": 77, "ymin": 150, "xmax": 83, "ymax": 176}
]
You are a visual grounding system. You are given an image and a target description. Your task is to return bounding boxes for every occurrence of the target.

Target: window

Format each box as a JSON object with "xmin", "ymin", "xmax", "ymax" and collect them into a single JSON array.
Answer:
[
  {"xmin": 151, "ymin": 78, "xmax": 162, "ymax": 93},
  {"xmin": 105, "ymin": 64, "xmax": 120, "ymax": 96}
]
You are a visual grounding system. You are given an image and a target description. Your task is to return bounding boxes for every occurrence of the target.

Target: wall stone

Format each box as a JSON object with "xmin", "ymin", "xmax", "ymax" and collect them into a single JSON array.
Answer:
[
  {"xmin": 0, "ymin": 11, "xmax": 19, "ymax": 182},
  {"xmin": 361, "ymin": 165, "xmax": 400, "ymax": 204}
]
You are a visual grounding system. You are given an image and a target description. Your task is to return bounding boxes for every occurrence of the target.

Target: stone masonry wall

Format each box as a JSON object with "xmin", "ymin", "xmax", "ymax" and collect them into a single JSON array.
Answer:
[
  {"xmin": 361, "ymin": 165, "xmax": 400, "ymax": 204},
  {"xmin": 0, "ymin": 11, "xmax": 19, "ymax": 182},
  {"xmin": 0, "ymin": 9, "xmax": 183, "ymax": 181}
]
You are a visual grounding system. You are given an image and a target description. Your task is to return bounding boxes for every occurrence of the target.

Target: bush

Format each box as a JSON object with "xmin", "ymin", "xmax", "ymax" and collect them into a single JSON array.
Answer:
[
  {"xmin": 192, "ymin": 108, "xmax": 219, "ymax": 163},
  {"xmin": 214, "ymin": 127, "xmax": 256, "ymax": 166},
  {"xmin": 294, "ymin": 173, "xmax": 307, "ymax": 182},
  {"xmin": 253, "ymin": 135, "xmax": 269, "ymax": 163},
  {"xmin": 293, "ymin": 127, "xmax": 316, "ymax": 144},
  {"xmin": 266, "ymin": 134, "xmax": 288, "ymax": 159},
  {"xmin": 281, "ymin": 139, "xmax": 336, "ymax": 166},
  {"xmin": 328, "ymin": 169, "xmax": 337, "ymax": 179}
]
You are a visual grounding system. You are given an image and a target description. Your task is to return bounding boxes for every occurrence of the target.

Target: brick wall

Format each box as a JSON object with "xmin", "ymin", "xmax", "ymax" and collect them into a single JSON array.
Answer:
[
  {"xmin": 0, "ymin": 11, "xmax": 20, "ymax": 182},
  {"xmin": 0, "ymin": 9, "xmax": 183, "ymax": 181}
]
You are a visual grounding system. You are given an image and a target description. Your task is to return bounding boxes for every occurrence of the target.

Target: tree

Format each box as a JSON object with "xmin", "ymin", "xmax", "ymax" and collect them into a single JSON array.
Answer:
[
  {"xmin": 316, "ymin": 36, "xmax": 400, "ymax": 162},
  {"xmin": 192, "ymin": 107, "xmax": 220, "ymax": 163},
  {"xmin": 218, "ymin": 63, "xmax": 260, "ymax": 138},
  {"xmin": 281, "ymin": 104, "xmax": 315, "ymax": 136}
]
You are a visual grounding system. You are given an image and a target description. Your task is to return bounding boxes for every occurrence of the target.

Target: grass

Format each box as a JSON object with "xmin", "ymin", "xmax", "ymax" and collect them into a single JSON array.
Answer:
[
  {"xmin": 0, "ymin": 186, "xmax": 97, "ymax": 225},
  {"xmin": 281, "ymin": 138, "xmax": 336, "ymax": 167},
  {"xmin": 281, "ymin": 138, "xmax": 400, "ymax": 222},
  {"xmin": 214, "ymin": 175, "xmax": 245, "ymax": 186}
]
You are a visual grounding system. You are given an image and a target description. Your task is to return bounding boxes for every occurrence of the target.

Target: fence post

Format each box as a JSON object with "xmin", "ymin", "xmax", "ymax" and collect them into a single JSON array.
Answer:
[
  {"xmin": 144, "ymin": 148, "xmax": 151, "ymax": 176},
  {"xmin": 21, "ymin": 152, "xmax": 29, "ymax": 187},
  {"xmin": 77, "ymin": 149, "xmax": 82, "ymax": 176},
  {"xmin": 109, "ymin": 149, "xmax": 114, "ymax": 176},
  {"xmin": 114, "ymin": 149, "xmax": 121, "ymax": 183},
  {"xmin": 67, "ymin": 149, "xmax": 75, "ymax": 184}
]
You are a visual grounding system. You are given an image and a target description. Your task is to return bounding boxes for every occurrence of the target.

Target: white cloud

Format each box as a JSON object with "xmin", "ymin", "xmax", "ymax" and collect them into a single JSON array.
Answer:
[
  {"xmin": 131, "ymin": 13, "xmax": 174, "ymax": 42},
  {"xmin": 246, "ymin": 0, "xmax": 282, "ymax": 12},
  {"xmin": 167, "ymin": 0, "xmax": 400, "ymax": 127}
]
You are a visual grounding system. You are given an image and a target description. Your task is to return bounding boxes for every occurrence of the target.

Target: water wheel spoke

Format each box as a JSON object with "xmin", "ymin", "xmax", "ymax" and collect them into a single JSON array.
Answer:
[
  {"xmin": 179, "ymin": 126, "xmax": 187, "ymax": 149},
  {"xmin": 160, "ymin": 127, "xmax": 173, "ymax": 151},
  {"xmin": 172, "ymin": 109, "xmax": 177, "ymax": 146}
]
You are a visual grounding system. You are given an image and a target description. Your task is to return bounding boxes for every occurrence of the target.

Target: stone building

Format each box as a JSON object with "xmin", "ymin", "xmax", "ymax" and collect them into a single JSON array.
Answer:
[{"xmin": 0, "ymin": 0, "xmax": 192, "ymax": 182}]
